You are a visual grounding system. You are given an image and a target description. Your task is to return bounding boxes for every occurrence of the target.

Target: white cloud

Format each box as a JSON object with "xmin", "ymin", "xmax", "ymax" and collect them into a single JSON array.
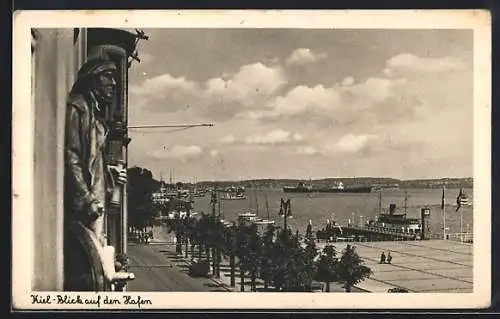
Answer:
[
  {"xmin": 130, "ymin": 73, "xmax": 197, "ymax": 96},
  {"xmin": 387, "ymin": 53, "xmax": 466, "ymax": 73},
  {"xmin": 245, "ymin": 129, "xmax": 305, "ymax": 145},
  {"xmin": 210, "ymin": 149, "xmax": 219, "ymax": 157},
  {"xmin": 286, "ymin": 48, "xmax": 327, "ymax": 66},
  {"xmin": 296, "ymin": 146, "xmax": 319, "ymax": 155},
  {"xmin": 130, "ymin": 62, "xmax": 286, "ymax": 118},
  {"xmin": 292, "ymin": 133, "xmax": 305, "ymax": 142},
  {"xmin": 220, "ymin": 134, "xmax": 236, "ymax": 144},
  {"xmin": 341, "ymin": 76, "xmax": 355, "ymax": 86},
  {"xmin": 266, "ymin": 84, "xmax": 341, "ymax": 119},
  {"xmin": 205, "ymin": 63, "xmax": 286, "ymax": 105},
  {"xmin": 148, "ymin": 145, "xmax": 203, "ymax": 161},
  {"xmin": 343, "ymin": 77, "xmax": 406, "ymax": 103},
  {"xmin": 327, "ymin": 134, "xmax": 378, "ymax": 153},
  {"xmin": 383, "ymin": 68, "xmax": 395, "ymax": 77}
]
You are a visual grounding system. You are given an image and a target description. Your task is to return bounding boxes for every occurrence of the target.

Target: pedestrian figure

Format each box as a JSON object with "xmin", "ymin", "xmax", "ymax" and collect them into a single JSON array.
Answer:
[
  {"xmin": 380, "ymin": 252, "xmax": 386, "ymax": 264},
  {"xmin": 387, "ymin": 252, "xmax": 392, "ymax": 264}
]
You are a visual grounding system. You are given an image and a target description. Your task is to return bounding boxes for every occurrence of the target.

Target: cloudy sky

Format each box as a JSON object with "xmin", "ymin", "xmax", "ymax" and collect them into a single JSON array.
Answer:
[{"xmin": 126, "ymin": 28, "xmax": 473, "ymax": 182}]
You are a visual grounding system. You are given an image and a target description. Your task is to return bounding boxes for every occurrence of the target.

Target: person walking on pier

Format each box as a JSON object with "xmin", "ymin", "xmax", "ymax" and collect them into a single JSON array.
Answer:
[
  {"xmin": 387, "ymin": 252, "xmax": 392, "ymax": 264},
  {"xmin": 380, "ymin": 252, "xmax": 386, "ymax": 264}
]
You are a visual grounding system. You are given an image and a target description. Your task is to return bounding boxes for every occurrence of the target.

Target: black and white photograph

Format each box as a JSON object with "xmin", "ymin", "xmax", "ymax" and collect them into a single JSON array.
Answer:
[{"xmin": 12, "ymin": 10, "xmax": 491, "ymax": 310}]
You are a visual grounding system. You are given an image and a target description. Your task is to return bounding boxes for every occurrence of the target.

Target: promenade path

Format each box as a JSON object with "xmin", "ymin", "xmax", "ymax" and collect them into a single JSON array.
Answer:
[
  {"xmin": 313, "ymin": 239, "xmax": 473, "ymax": 293},
  {"xmin": 133, "ymin": 226, "xmax": 473, "ymax": 293},
  {"xmin": 127, "ymin": 243, "xmax": 228, "ymax": 292}
]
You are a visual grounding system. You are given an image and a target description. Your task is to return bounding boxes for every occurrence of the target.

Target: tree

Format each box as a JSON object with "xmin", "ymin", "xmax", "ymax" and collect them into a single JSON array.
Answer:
[
  {"xmin": 166, "ymin": 215, "xmax": 185, "ymax": 254},
  {"xmin": 337, "ymin": 244, "xmax": 373, "ymax": 292},
  {"xmin": 259, "ymin": 224, "xmax": 277, "ymax": 290},
  {"xmin": 196, "ymin": 213, "xmax": 213, "ymax": 263},
  {"xmin": 305, "ymin": 221, "xmax": 313, "ymax": 241},
  {"xmin": 314, "ymin": 245, "xmax": 339, "ymax": 292},
  {"xmin": 186, "ymin": 217, "xmax": 198, "ymax": 261},
  {"xmin": 127, "ymin": 166, "xmax": 159, "ymax": 230},
  {"xmin": 235, "ymin": 224, "xmax": 250, "ymax": 292},
  {"xmin": 220, "ymin": 222, "xmax": 237, "ymax": 287},
  {"xmin": 267, "ymin": 227, "xmax": 312, "ymax": 292},
  {"xmin": 303, "ymin": 237, "xmax": 318, "ymax": 291},
  {"xmin": 184, "ymin": 212, "xmax": 196, "ymax": 259},
  {"xmin": 235, "ymin": 223, "xmax": 262, "ymax": 292}
]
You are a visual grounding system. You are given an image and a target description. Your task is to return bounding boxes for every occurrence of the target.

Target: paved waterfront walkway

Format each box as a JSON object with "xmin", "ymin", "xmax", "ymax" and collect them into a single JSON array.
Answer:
[
  {"xmin": 127, "ymin": 243, "xmax": 228, "ymax": 292},
  {"xmin": 148, "ymin": 228, "xmax": 473, "ymax": 293},
  {"xmin": 313, "ymin": 239, "xmax": 473, "ymax": 293},
  {"xmin": 144, "ymin": 240, "xmax": 360, "ymax": 292}
]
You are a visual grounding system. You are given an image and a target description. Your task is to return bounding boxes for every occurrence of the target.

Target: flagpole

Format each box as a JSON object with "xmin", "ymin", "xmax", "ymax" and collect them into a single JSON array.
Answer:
[
  {"xmin": 442, "ymin": 183, "xmax": 446, "ymax": 240},
  {"xmin": 460, "ymin": 206, "xmax": 464, "ymax": 242}
]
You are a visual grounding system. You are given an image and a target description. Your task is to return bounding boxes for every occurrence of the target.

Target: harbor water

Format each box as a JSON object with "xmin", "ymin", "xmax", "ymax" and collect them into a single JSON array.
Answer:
[{"xmin": 193, "ymin": 188, "xmax": 474, "ymax": 237}]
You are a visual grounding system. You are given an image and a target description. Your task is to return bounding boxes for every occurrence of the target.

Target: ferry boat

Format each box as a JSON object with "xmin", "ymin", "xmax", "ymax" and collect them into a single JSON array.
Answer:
[
  {"xmin": 220, "ymin": 186, "xmax": 247, "ymax": 200},
  {"xmin": 370, "ymin": 205, "xmax": 422, "ymax": 233},
  {"xmin": 151, "ymin": 183, "xmax": 170, "ymax": 205},
  {"xmin": 368, "ymin": 189, "xmax": 421, "ymax": 233},
  {"xmin": 237, "ymin": 212, "xmax": 275, "ymax": 232}
]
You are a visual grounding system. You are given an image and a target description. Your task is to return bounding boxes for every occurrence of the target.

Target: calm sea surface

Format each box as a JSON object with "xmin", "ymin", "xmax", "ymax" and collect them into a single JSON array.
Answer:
[{"xmin": 193, "ymin": 188, "xmax": 474, "ymax": 236}]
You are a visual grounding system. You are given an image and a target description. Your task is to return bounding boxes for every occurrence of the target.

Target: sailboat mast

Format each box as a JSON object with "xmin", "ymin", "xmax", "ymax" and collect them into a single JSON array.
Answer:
[
  {"xmin": 378, "ymin": 188, "xmax": 382, "ymax": 214},
  {"xmin": 404, "ymin": 188, "xmax": 408, "ymax": 215},
  {"xmin": 265, "ymin": 193, "xmax": 270, "ymax": 220},
  {"xmin": 218, "ymin": 197, "xmax": 221, "ymax": 217},
  {"xmin": 255, "ymin": 185, "xmax": 259, "ymax": 216}
]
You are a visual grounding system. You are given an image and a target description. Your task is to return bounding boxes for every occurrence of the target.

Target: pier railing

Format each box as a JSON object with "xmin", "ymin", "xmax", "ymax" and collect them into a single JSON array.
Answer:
[
  {"xmin": 347, "ymin": 225, "xmax": 419, "ymax": 240},
  {"xmin": 428, "ymin": 232, "xmax": 473, "ymax": 243}
]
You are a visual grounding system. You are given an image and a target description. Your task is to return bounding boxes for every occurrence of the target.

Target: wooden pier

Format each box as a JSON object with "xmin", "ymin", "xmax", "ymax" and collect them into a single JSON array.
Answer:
[{"xmin": 339, "ymin": 225, "xmax": 419, "ymax": 241}]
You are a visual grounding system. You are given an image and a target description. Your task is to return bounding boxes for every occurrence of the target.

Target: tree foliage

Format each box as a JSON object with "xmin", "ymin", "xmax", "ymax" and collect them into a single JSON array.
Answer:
[
  {"xmin": 337, "ymin": 244, "xmax": 373, "ymax": 292},
  {"xmin": 127, "ymin": 166, "xmax": 160, "ymax": 229},
  {"xmin": 314, "ymin": 245, "xmax": 338, "ymax": 292}
]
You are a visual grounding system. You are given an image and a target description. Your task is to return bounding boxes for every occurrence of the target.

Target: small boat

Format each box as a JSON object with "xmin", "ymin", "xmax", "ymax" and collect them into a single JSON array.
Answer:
[
  {"xmin": 237, "ymin": 212, "xmax": 259, "ymax": 224},
  {"xmin": 220, "ymin": 186, "xmax": 247, "ymax": 200}
]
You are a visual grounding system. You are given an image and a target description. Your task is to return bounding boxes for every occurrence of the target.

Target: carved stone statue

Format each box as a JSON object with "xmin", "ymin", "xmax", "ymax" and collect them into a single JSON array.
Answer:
[{"xmin": 64, "ymin": 57, "xmax": 128, "ymax": 290}]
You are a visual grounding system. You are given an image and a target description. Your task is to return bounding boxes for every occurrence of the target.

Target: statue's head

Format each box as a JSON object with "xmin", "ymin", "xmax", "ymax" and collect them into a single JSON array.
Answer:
[{"xmin": 76, "ymin": 58, "xmax": 118, "ymax": 104}]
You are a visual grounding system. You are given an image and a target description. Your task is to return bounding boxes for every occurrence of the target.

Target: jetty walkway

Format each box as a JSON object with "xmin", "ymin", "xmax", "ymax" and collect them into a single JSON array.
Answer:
[{"xmin": 315, "ymin": 239, "xmax": 473, "ymax": 293}]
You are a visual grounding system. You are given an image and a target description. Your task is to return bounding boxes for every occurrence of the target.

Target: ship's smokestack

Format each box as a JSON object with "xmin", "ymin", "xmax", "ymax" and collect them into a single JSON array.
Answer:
[{"xmin": 389, "ymin": 203, "xmax": 397, "ymax": 215}]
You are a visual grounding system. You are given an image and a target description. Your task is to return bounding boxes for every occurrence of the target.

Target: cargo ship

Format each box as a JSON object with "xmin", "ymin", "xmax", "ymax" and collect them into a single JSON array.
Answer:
[
  {"xmin": 283, "ymin": 181, "xmax": 372, "ymax": 193},
  {"xmin": 283, "ymin": 181, "xmax": 313, "ymax": 193}
]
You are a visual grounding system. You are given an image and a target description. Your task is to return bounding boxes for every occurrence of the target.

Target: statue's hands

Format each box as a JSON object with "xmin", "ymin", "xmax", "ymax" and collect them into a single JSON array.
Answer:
[{"xmin": 109, "ymin": 165, "xmax": 127, "ymax": 185}]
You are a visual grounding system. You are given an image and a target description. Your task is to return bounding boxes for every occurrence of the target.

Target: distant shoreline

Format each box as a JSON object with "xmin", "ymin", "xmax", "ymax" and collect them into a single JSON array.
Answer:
[{"xmin": 158, "ymin": 177, "xmax": 473, "ymax": 189}]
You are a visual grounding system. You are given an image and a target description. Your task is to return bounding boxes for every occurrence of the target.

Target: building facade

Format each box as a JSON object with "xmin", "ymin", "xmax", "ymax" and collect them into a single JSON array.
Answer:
[{"xmin": 28, "ymin": 28, "xmax": 142, "ymax": 291}]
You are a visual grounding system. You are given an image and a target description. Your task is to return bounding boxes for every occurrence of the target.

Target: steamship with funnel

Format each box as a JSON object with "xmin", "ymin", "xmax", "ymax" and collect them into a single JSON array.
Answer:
[
  {"xmin": 283, "ymin": 181, "xmax": 372, "ymax": 193},
  {"xmin": 367, "ymin": 189, "xmax": 422, "ymax": 234}
]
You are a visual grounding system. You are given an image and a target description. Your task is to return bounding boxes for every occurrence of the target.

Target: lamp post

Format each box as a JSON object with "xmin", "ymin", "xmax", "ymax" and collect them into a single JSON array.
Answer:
[
  {"xmin": 279, "ymin": 198, "xmax": 292, "ymax": 239},
  {"xmin": 210, "ymin": 190, "xmax": 220, "ymax": 278}
]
